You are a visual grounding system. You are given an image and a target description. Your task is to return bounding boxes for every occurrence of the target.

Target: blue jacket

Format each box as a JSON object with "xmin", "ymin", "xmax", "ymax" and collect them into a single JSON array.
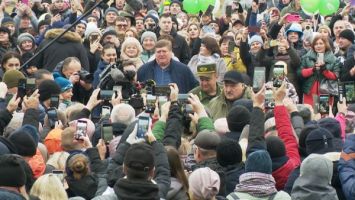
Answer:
[
  {"xmin": 338, "ymin": 134, "xmax": 355, "ymax": 200},
  {"xmin": 137, "ymin": 59, "xmax": 198, "ymax": 93},
  {"xmin": 93, "ymin": 60, "xmax": 109, "ymax": 89}
]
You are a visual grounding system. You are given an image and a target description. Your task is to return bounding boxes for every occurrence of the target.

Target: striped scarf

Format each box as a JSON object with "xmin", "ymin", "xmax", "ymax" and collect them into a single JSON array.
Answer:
[{"xmin": 235, "ymin": 172, "xmax": 277, "ymax": 198}]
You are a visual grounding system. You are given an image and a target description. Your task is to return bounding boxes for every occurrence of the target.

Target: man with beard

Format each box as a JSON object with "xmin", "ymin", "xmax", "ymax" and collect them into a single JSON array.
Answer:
[{"xmin": 207, "ymin": 70, "xmax": 252, "ymax": 121}]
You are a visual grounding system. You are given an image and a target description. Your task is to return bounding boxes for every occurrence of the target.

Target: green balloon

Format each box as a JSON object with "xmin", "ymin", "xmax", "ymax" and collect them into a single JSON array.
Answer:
[
  {"xmin": 319, "ymin": 0, "xmax": 340, "ymax": 16},
  {"xmin": 183, "ymin": 0, "xmax": 200, "ymax": 14},
  {"xmin": 300, "ymin": 0, "xmax": 321, "ymax": 14},
  {"xmin": 199, "ymin": 0, "xmax": 216, "ymax": 12}
]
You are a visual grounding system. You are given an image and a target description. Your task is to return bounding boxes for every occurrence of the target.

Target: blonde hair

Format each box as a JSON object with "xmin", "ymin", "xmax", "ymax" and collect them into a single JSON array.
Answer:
[
  {"xmin": 46, "ymin": 151, "xmax": 70, "ymax": 171},
  {"xmin": 121, "ymin": 37, "xmax": 143, "ymax": 58},
  {"xmin": 30, "ymin": 174, "xmax": 68, "ymax": 200}
]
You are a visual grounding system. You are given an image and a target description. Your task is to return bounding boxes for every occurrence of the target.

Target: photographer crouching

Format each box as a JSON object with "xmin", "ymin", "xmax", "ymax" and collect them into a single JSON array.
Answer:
[{"xmin": 53, "ymin": 57, "xmax": 94, "ymax": 104}]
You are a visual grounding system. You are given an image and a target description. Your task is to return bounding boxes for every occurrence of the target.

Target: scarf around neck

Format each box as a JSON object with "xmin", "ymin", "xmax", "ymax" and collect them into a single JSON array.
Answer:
[{"xmin": 235, "ymin": 172, "xmax": 277, "ymax": 198}]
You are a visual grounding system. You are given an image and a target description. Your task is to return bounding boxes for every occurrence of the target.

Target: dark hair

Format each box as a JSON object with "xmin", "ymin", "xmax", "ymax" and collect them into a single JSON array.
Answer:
[
  {"xmin": 102, "ymin": 43, "xmax": 116, "ymax": 55},
  {"xmin": 219, "ymin": 35, "xmax": 234, "ymax": 46},
  {"xmin": 165, "ymin": 146, "xmax": 189, "ymax": 191},
  {"xmin": 201, "ymin": 37, "xmax": 221, "ymax": 55},
  {"xmin": 1, "ymin": 51, "xmax": 22, "ymax": 71},
  {"xmin": 33, "ymin": 69, "xmax": 51, "ymax": 79}
]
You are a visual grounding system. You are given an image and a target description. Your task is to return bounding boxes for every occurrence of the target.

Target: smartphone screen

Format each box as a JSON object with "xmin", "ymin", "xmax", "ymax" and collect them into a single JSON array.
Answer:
[
  {"xmin": 152, "ymin": 86, "xmax": 171, "ymax": 96},
  {"xmin": 228, "ymin": 41, "xmax": 236, "ymax": 54},
  {"xmin": 273, "ymin": 66, "xmax": 285, "ymax": 88},
  {"xmin": 137, "ymin": 116, "xmax": 149, "ymax": 138},
  {"xmin": 319, "ymin": 95, "xmax": 330, "ymax": 114},
  {"xmin": 344, "ymin": 82, "xmax": 355, "ymax": 103},
  {"xmin": 253, "ymin": 67, "xmax": 265, "ymax": 92},
  {"xmin": 99, "ymin": 90, "xmax": 114, "ymax": 100},
  {"xmin": 101, "ymin": 124, "xmax": 113, "ymax": 143},
  {"xmin": 75, "ymin": 120, "xmax": 87, "ymax": 140},
  {"xmin": 21, "ymin": 0, "xmax": 29, "ymax": 5},
  {"xmin": 52, "ymin": 170, "xmax": 64, "ymax": 185},
  {"xmin": 26, "ymin": 78, "xmax": 36, "ymax": 96},
  {"xmin": 17, "ymin": 79, "xmax": 27, "ymax": 99},
  {"xmin": 265, "ymin": 89, "xmax": 275, "ymax": 109},
  {"xmin": 317, "ymin": 53, "xmax": 324, "ymax": 63},
  {"xmin": 102, "ymin": 106, "xmax": 111, "ymax": 117},
  {"xmin": 226, "ymin": 5, "xmax": 232, "ymax": 17},
  {"xmin": 269, "ymin": 40, "xmax": 279, "ymax": 47},
  {"xmin": 50, "ymin": 95, "xmax": 60, "ymax": 109}
]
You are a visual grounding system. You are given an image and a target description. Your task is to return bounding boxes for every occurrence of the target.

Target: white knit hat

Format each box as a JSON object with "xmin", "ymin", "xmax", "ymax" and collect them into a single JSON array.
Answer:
[{"xmin": 84, "ymin": 22, "xmax": 102, "ymax": 39}]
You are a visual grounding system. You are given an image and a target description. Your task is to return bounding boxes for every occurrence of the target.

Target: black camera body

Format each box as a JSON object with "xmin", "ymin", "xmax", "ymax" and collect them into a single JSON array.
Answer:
[
  {"xmin": 129, "ymin": 94, "xmax": 144, "ymax": 109},
  {"xmin": 79, "ymin": 70, "xmax": 93, "ymax": 83}
]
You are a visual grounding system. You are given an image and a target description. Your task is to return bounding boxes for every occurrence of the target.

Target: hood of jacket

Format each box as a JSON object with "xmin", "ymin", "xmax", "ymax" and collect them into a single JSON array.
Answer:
[
  {"xmin": 114, "ymin": 178, "xmax": 159, "ymax": 200},
  {"xmin": 45, "ymin": 29, "xmax": 82, "ymax": 43},
  {"xmin": 291, "ymin": 154, "xmax": 338, "ymax": 200}
]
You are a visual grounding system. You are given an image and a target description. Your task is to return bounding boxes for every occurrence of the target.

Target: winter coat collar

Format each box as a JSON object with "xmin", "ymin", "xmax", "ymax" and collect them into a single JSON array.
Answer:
[
  {"xmin": 45, "ymin": 29, "xmax": 82, "ymax": 43},
  {"xmin": 114, "ymin": 178, "xmax": 159, "ymax": 200}
]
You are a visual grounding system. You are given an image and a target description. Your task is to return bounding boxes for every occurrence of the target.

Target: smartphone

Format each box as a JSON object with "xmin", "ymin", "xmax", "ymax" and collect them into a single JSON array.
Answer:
[
  {"xmin": 52, "ymin": 170, "xmax": 64, "ymax": 185},
  {"xmin": 47, "ymin": 108, "xmax": 58, "ymax": 129},
  {"xmin": 253, "ymin": 67, "xmax": 265, "ymax": 92},
  {"xmin": 319, "ymin": 94, "xmax": 330, "ymax": 114},
  {"xmin": 344, "ymin": 82, "xmax": 355, "ymax": 104},
  {"xmin": 317, "ymin": 53, "xmax": 324, "ymax": 64},
  {"xmin": 101, "ymin": 123, "xmax": 113, "ymax": 143},
  {"xmin": 205, "ymin": 5, "xmax": 215, "ymax": 16},
  {"xmin": 338, "ymin": 82, "xmax": 344, "ymax": 103},
  {"xmin": 152, "ymin": 86, "xmax": 171, "ymax": 96},
  {"xmin": 265, "ymin": 89, "xmax": 275, "ymax": 109},
  {"xmin": 17, "ymin": 79, "xmax": 27, "ymax": 99},
  {"xmin": 102, "ymin": 105, "xmax": 111, "ymax": 117},
  {"xmin": 26, "ymin": 78, "xmax": 36, "ymax": 96},
  {"xmin": 178, "ymin": 94, "xmax": 189, "ymax": 104},
  {"xmin": 137, "ymin": 116, "xmax": 149, "ymax": 138},
  {"xmin": 75, "ymin": 120, "xmax": 87, "ymax": 140},
  {"xmin": 226, "ymin": 5, "xmax": 232, "ymax": 17},
  {"xmin": 228, "ymin": 41, "xmax": 236, "ymax": 54},
  {"xmin": 145, "ymin": 94, "xmax": 156, "ymax": 113},
  {"xmin": 273, "ymin": 65, "xmax": 285, "ymax": 88},
  {"xmin": 286, "ymin": 14, "xmax": 301, "ymax": 23},
  {"xmin": 50, "ymin": 95, "xmax": 60, "ymax": 109},
  {"xmin": 99, "ymin": 90, "xmax": 114, "ymax": 100}
]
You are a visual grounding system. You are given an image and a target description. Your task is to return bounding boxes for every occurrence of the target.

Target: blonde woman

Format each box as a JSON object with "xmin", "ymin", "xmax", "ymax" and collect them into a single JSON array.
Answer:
[
  {"xmin": 30, "ymin": 174, "xmax": 68, "ymax": 200},
  {"xmin": 120, "ymin": 37, "xmax": 144, "ymax": 69}
]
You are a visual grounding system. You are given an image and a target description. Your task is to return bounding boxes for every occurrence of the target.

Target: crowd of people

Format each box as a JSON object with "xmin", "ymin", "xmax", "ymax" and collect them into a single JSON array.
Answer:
[{"xmin": 0, "ymin": 0, "xmax": 355, "ymax": 199}]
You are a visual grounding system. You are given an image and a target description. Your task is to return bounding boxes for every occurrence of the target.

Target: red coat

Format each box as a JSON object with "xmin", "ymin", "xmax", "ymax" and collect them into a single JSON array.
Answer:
[{"xmin": 272, "ymin": 106, "xmax": 301, "ymax": 190}]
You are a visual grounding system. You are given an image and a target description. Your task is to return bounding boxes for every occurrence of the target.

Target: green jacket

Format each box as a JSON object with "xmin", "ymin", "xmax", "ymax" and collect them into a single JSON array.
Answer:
[
  {"xmin": 189, "ymin": 83, "xmax": 223, "ymax": 106},
  {"xmin": 152, "ymin": 117, "xmax": 214, "ymax": 141},
  {"xmin": 298, "ymin": 50, "xmax": 339, "ymax": 94},
  {"xmin": 207, "ymin": 86, "xmax": 252, "ymax": 121}
]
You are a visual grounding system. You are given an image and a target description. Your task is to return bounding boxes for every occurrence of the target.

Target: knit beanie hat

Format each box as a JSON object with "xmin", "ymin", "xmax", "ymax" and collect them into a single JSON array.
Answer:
[
  {"xmin": 170, "ymin": 0, "xmax": 182, "ymax": 7},
  {"xmin": 285, "ymin": 23, "xmax": 303, "ymax": 38},
  {"xmin": 140, "ymin": 31, "xmax": 157, "ymax": 43},
  {"xmin": 317, "ymin": 25, "xmax": 331, "ymax": 36},
  {"xmin": 266, "ymin": 136, "xmax": 286, "ymax": 158},
  {"xmin": 55, "ymin": 77, "xmax": 73, "ymax": 93},
  {"xmin": 17, "ymin": 32, "xmax": 35, "ymax": 46},
  {"xmin": 144, "ymin": 12, "xmax": 159, "ymax": 25},
  {"xmin": 84, "ymin": 22, "xmax": 102, "ymax": 39},
  {"xmin": 0, "ymin": 154, "xmax": 26, "ymax": 187},
  {"xmin": 3, "ymin": 70, "xmax": 26, "ymax": 89},
  {"xmin": 248, "ymin": 35, "xmax": 263, "ymax": 46},
  {"xmin": 245, "ymin": 150, "xmax": 272, "ymax": 174},
  {"xmin": 318, "ymin": 118, "xmax": 341, "ymax": 138},
  {"xmin": 44, "ymin": 129, "xmax": 63, "ymax": 154},
  {"xmin": 1, "ymin": 17, "xmax": 15, "ymax": 26},
  {"xmin": 227, "ymin": 105, "xmax": 251, "ymax": 132},
  {"xmin": 38, "ymin": 20, "xmax": 50, "ymax": 32},
  {"xmin": 9, "ymin": 129, "xmax": 37, "ymax": 157},
  {"xmin": 104, "ymin": 7, "xmax": 119, "ymax": 17},
  {"xmin": 19, "ymin": 124, "xmax": 39, "ymax": 144},
  {"xmin": 217, "ymin": 138, "xmax": 242, "ymax": 167},
  {"xmin": 339, "ymin": 29, "xmax": 355, "ymax": 44},
  {"xmin": 189, "ymin": 167, "xmax": 220, "ymax": 200},
  {"xmin": 38, "ymin": 79, "xmax": 61, "ymax": 102},
  {"xmin": 102, "ymin": 27, "xmax": 118, "ymax": 40},
  {"xmin": 306, "ymin": 127, "xmax": 335, "ymax": 155}
]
